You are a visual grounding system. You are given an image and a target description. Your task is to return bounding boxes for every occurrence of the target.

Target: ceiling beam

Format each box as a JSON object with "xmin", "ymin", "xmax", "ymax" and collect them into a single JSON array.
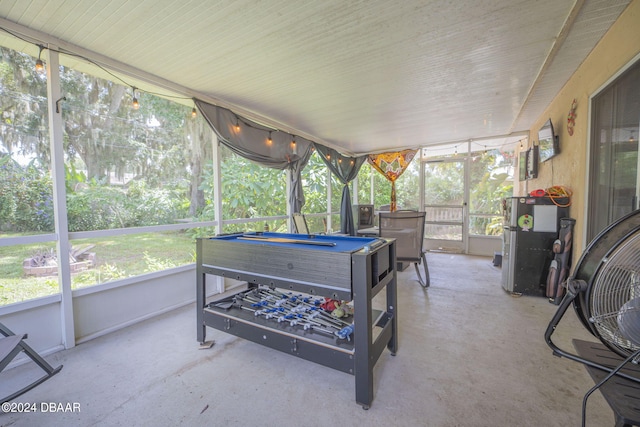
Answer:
[{"xmin": 510, "ymin": 0, "xmax": 585, "ymax": 133}]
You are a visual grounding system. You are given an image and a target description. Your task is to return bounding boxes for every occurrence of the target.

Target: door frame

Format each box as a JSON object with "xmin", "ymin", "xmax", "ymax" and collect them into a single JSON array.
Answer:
[{"xmin": 421, "ymin": 156, "xmax": 469, "ymax": 253}]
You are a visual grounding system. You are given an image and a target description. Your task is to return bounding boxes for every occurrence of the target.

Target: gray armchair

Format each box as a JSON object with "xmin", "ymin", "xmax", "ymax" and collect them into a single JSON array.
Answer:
[
  {"xmin": 379, "ymin": 210, "xmax": 430, "ymax": 287},
  {"xmin": 292, "ymin": 212, "xmax": 310, "ymax": 234}
]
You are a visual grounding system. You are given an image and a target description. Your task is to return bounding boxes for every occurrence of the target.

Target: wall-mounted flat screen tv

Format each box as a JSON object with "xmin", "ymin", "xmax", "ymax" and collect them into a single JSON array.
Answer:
[{"xmin": 538, "ymin": 119, "xmax": 559, "ymax": 162}]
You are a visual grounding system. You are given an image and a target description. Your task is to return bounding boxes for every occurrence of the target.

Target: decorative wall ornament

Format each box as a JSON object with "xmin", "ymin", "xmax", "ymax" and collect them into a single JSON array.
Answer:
[{"xmin": 567, "ymin": 98, "xmax": 577, "ymax": 136}]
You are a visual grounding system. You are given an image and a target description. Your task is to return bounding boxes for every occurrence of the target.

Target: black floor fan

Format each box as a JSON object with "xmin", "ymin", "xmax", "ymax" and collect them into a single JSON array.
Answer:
[{"xmin": 545, "ymin": 209, "xmax": 640, "ymax": 427}]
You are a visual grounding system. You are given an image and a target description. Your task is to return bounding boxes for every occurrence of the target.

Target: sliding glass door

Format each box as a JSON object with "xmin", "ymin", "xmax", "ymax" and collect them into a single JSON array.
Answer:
[{"xmin": 588, "ymin": 59, "xmax": 640, "ymax": 242}]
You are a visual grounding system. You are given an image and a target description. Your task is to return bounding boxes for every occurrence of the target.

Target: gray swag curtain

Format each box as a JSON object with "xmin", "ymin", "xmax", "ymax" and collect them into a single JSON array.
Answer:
[
  {"xmin": 313, "ymin": 144, "xmax": 367, "ymax": 235},
  {"xmin": 195, "ymin": 100, "xmax": 314, "ymax": 214}
]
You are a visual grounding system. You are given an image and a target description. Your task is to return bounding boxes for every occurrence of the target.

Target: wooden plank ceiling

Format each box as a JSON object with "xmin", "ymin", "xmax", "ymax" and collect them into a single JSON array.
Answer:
[{"xmin": 0, "ymin": 0, "xmax": 631, "ymax": 155}]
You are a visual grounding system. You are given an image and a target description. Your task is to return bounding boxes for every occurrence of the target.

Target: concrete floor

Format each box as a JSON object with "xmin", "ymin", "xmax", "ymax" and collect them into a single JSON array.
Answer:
[{"xmin": 1, "ymin": 253, "xmax": 612, "ymax": 427}]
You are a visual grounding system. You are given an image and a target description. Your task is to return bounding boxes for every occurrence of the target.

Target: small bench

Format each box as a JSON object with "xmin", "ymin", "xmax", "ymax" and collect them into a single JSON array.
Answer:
[{"xmin": 0, "ymin": 322, "xmax": 63, "ymax": 403}]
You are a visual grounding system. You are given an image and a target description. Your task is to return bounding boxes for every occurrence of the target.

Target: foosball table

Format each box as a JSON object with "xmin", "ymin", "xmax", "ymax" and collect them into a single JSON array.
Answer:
[{"xmin": 196, "ymin": 232, "xmax": 398, "ymax": 409}]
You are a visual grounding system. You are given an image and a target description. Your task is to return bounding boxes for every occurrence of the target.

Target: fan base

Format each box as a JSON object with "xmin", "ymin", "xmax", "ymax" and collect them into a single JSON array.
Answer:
[{"xmin": 573, "ymin": 339, "xmax": 640, "ymax": 426}]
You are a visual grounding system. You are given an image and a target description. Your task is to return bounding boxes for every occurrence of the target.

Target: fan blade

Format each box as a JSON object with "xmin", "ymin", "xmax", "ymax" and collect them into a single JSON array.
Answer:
[{"xmin": 617, "ymin": 296, "xmax": 640, "ymax": 346}]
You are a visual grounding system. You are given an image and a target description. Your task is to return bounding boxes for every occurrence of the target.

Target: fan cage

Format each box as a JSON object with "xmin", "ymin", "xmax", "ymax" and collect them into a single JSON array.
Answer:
[{"xmin": 589, "ymin": 230, "xmax": 640, "ymax": 356}]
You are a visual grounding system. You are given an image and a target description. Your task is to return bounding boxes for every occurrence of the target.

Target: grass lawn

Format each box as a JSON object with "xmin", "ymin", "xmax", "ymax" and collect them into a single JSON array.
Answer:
[{"xmin": 0, "ymin": 231, "xmax": 196, "ymax": 306}]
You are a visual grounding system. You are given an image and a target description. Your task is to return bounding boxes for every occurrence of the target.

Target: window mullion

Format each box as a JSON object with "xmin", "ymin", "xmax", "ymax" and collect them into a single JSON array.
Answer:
[{"xmin": 46, "ymin": 45, "xmax": 75, "ymax": 349}]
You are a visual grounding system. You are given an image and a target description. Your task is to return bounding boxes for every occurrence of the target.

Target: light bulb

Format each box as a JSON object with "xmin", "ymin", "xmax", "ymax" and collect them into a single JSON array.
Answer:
[
  {"xmin": 35, "ymin": 45, "xmax": 45, "ymax": 75},
  {"xmin": 131, "ymin": 87, "xmax": 139, "ymax": 110},
  {"xmin": 35, "ymin": 59, "xmax": 45, "ymax": 74},
  {"xmin": 191, "ymin": 107, "xmax": 197, "ymax": 118}
]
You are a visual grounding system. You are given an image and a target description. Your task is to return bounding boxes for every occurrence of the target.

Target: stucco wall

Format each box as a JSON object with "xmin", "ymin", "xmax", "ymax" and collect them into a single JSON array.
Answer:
[{"xmin": 517, "ymin": 1, "xmax": 640, "ymax": 259}]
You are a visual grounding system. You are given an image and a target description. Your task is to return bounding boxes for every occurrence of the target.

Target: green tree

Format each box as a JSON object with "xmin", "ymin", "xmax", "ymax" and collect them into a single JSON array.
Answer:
[
  {"xmin": 0, "ymin": 47, "xmax": 49, "ymax": 163},
  {"xmin": 0, "ymin": 44, "xmax": 207, "ymax": 232},
  {"xmin": 301, "ymin": 152, "xmax": 329, "ymax": 213},
  {"xmin": 0, "ymin": 155, "xmax": 54, "ymax": 232},
  {"xmin": 469, "ymin": 151, "xmax": 513, "ymax": 235},
  {"xmin": 197, "ymin": 146, "xmax": 287, "ymax": 232}
]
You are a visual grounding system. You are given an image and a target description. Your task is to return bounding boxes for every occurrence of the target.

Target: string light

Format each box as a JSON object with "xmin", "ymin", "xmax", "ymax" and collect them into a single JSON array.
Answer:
[
  {"xmin": 131, "ymin": 87, "xmax": 140, "ymax": 110},
  {"xmin": 1, "ymin": 25, "xmax": 331, "ymax": 159},
  {"xmin": 1, "ymin": 24, "xmax": 205, "ymax": 110},
  {"xmin": 35, "ymin": 44, "xmax": 45, "ymax": 74}
]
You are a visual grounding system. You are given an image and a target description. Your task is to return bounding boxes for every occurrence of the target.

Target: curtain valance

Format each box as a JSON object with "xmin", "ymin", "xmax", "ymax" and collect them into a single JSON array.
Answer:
[
  {"xmin": 195, "ymin": 100, "xmax": 314, "ymax": 213},
  {"xmin": 368, "ymin": 149, "xmax": 418, "ymax": 212},
  {"xmin": 313, "ymin": 144, "xmax": 367, "ymax": 235}
]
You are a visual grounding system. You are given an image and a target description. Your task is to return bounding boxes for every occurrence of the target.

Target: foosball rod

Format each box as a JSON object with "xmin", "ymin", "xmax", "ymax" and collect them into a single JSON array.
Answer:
[
  {"xmin": 236, "ymin": 292, "xmax": 342, "ymax": 332},
  {"xmin": 259, "ymin": 289, "xmax": 351, "ymax": 326},
  {"xmin": 235, "ymin": 290, "xmax": 354, "ymax": 338}
]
